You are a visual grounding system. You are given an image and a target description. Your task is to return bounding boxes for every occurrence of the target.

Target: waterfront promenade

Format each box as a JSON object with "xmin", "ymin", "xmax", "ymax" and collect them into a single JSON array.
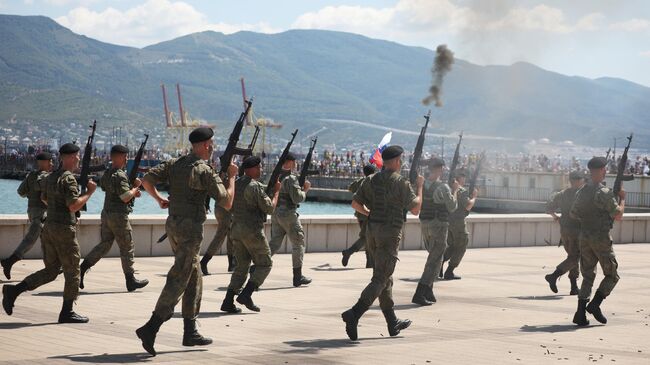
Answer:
[{"xmin": 0, "ymin": 245, "xmax": 649, "ymax": 364}]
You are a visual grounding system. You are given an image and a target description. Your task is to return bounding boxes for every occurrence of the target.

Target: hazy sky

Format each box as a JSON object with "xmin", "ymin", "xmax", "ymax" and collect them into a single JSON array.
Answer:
[{"xmin": 2, "ymin": 0, "xmax": 650, "ymax": 86}]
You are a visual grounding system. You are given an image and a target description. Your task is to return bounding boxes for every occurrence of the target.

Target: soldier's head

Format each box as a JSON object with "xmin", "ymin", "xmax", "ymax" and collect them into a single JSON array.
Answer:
[
  {"xmin": 110, "ymin": 144, "xmax": 129, "ymax": 168},
  {"xmin": 425, "ymin": 157, "xmax": 445, "ymax": 180},
  {"xmin": 36, "ymin": 152, "xmax": 53, "ymax": 172},
  {"xmin": 587, "ymin": 157, "xmax": 607, "ymax": 183},
  {"xmin": 452, "ymin": 168, "xmax": 467, "ymax": 186},
  {"xmin": 189, "ymin": 127, "xmax": 214, "ymax": 160},
  {"xmin": 381, "ymin": 145, "xmax": 404, "ymax": 172},
  {"xmin": 242, "ymin": 156, "xmax": 262, "ymax": 179},
  {"xmin": 58, "ymin": 143, "xmax": 80, "ymax": 171},
  {"xmin": 282, "ymin": 152, "xmax": 297, "ymax": 171},
  {"xmin": 363, "ymin": 164, "xmax": 377, "ymax": 177},
  {"xmin": 569, "ymin": 170, "xmax": 585, "ymax": 188}
]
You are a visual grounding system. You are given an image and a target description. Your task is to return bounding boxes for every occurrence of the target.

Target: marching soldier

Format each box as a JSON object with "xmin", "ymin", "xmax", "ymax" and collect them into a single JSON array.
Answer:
[
  {"xmin": 544, "ymin": 170, "xmax": 585, "ymax": 295},
  {"xmin": 341, "ymin": 164, "xmax": 377, "ymax": 268},
  {"xmin": 79, "ymin": 144, "xmax": 149, "ymax": 292},
  {"xmin": 412, "ymin": 157, "xmax": 458, "ymax": 306},
  {"xmin": 220, "ymin": 156, "xmax": 280, "ymax": 313},
  {"xmin": 342, "ymin": 146, "xmax": 423, "ymax": 340},
  {"xmin": 267, "ymin": 153, "xmax": 312, "ymax": 287},
  {"xmin": 1, "ymin": 152, "xmax": 53, "ymax": 279},
  {"xmin": 135, "ymin": 127, "xmax": 236, "ymax": 356},
  {"xmin": 2, "ymin": 143, "xmax": 96, "ymax": 323},
  {"xmin": 441, "ymin": 168, "xmax": 477, "ymax": 280},
  {"xmin": 570, "ymin": 157, "xmax": 624, "ymax": 326},
  {"xmin": 200, "ymin": 205, "xmax": 235, "ymax": 275}
]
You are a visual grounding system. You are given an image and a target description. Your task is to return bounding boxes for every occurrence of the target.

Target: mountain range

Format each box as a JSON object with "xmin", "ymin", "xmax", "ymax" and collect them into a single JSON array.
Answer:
[{"xmin": 1, "ymin": 14, "xmax": 648, "ymax": 150}]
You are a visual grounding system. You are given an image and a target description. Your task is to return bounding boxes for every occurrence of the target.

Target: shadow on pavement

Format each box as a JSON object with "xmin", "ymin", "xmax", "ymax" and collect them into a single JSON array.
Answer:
[
  {"xmin": 33, "ymin": 291, "xmax": 131, "ymax": 296},
  {"xmin": 49, "ymin": 349, "xmax": 207, "ymax": 363},
  {"xmin": 0, "ymin": 322, "xmax": 58, "ymax": 329},
  {"xmin": 510, "ymin": 295, "xmax": 564, "ymax": 301},
  {"xmin": 520, "ymin": 324, "xmax": 596, "ymax": 333},
  {"xmin": 282, "ymin": 337, "xmax": 385, "ymax": 354}
]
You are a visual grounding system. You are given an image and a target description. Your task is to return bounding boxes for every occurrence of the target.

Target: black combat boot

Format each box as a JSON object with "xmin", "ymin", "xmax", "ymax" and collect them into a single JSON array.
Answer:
[
  {"xmin": 544, "ymin": 269, "xmax": 561, "ymax": 294},
  {"xmin": 220, "ymin": 288, "xmax": 242, "ymax": 313},
  {"xmin": 1, "ymin": 254, "xmax": 19, "ymax": 280},
  {"xmin": 572, "ymin": 299, "xmax": 590, "ymax": 326},
  {"xmin": 382, "ymin": 309, "xmax": 412, "ymax": 337},
  {"xmin": 586, "ymin": 291, "xmax": 608, "ymax": 324},
  {"xmin": 236, "ymin": 281, "xmax": 260, "ymax": 312},
  {"xmin": 57, "ymin": 299, "xmax": 89, "ymax": 323},
  {"xmin": 293, "ymin": 267, "xmax": 312, "ymax": 287},
  {"xmin": 2, "ymin": 282, "xmax": 27, "ymax": 315},
  {"xmin": 411, "ymin": 283, "xmax": 433, "ymax": 306},
  {"xmin": 227, "ymin": 254, "xmax": 236, "ymax": 272},
  {"xmin": 365, "ymin": 251, "xmax": 374, "ymax": 268},
  {"xmin": 200, "ymin": 255, "xmax": 212, "ymax": 276},
  {"xmin": 136, "ymin": 312, "xmax": 166, "ymax": 356},
  {"xmin": 569, "ymin": 277, "xmax": 579, "ymax": 296},
  {"xmin": 78, "ymin": 261, "xmax": 92, "ymax": 289},
  {"xmin": 341, "ymin": 301, "xmax": 368, "ymax": 341},
  {"xmin": 125, "ymin": 273, "xmax": 149, "ymax": 292},
  {"xmin": 341, "ymin": 250, "xmax": 352, "ymax": 267},
  {"xmin": 424, "ymin": 285, "xmax": 437, "ymax": 303},
  {"xmin": 444, "ymin": 266, "xmax": 461, "ymax": 280},
  {"xmin": 182, "ymin": 318, "xmax": 213, "ymax": 346}
]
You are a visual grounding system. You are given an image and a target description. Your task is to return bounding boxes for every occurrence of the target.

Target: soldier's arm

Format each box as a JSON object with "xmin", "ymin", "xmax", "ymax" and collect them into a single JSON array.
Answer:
[
  {"xmin": 115, "ymin": 171, "xmax": 140, "ymax": 203},
  {"xmin": 288, "ymin": 176, "xmax": 307, "ymax": 204},
  {"xmin": 253, "ymin": 183, "xmax": 276, "ymax": 215},
  {"xmin": 597, "ymin": 188, "xmax": 624, "ymax": 221},
  {"xmin": 569, "ymin": 190, "xmax": 583, "ymax": 220},
  {"xmin": 435, "ymin": 184, "xmax": 458, "ymax": 213},
  {"xmin": 196, "ymin": 165, "xmax": 232, "ymax": 210},
  {"xmin": 460, "ymin": 189, "xmax": 474, "ymax": 212},
  {"xmin": 16, "ymin": 175, "xmax": 29, "ymax": 198},
  {"xmin": 348, "ymin": 178, "xmax": 362, "ymax": 193},
  {"xmin": 142, "ymin": 161, "xmax": 171, "ymax": 209},
  {"xmin": 352, "ymin": 178, "xmax": 371, "ymax": 216},
  {"xmin": 406, "ymin": 177, "xmax": 423, "ymax": 216},
  {"xmin": 67, "ymin": 174, "xmax": 96, "ymax": 213},
  {"xmin": 546, "ymin": 191, "xmax": 562, "ymax": 220}
]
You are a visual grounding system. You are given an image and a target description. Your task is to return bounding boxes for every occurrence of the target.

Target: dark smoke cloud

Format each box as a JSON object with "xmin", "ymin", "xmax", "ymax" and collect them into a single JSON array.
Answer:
[{"xmin": 423, "ymin": 44, "xmax": 455, "ymax": 107}]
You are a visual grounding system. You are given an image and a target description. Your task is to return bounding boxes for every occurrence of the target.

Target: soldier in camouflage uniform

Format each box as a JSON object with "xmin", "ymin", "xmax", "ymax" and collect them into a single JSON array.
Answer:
[
  {"xmin": 570, "ymin": 157, "xmax": 624, "ymax": 326},
  {"xmin": 79, "ymin": 145, "xmax": 149, "ymax": 292},
  {"xmin": 220, "ymin": 156, "xmax": 280, "ymax": 313},
  {"xmin": 341, "ymin": 164, "xmax": 377, "ymax": 268},
  {"xmin": 544, "ymin": 170, "xmax": 585, "ymax": 295},
  {"xmin": 267, "ymin": 153, "xmax": 313, "ymax": 287},
  {"xmin": 412, "ymin": 157, "xmax": 458, "ymax": 306},
  {"xmin": 2, "ymin": 143, "xmax": 96, "ymax": 323},
  {"xmin": 200, "ymin": 205, "xmax": 235, "ymax": 275},
  {"xmin": 342, "ymin": 146, "xmax": 423, "ymax": 341},
  {"xmin": 441, "ymin": 168, "xmax": 477, "ymax": 280},
  {"xmin": 1, "ymin": 152, "xmax": 53, "ymax": 279},
  {"xmin": 136, "ymin": 128, "xmax": 236, "ymax": 356}
]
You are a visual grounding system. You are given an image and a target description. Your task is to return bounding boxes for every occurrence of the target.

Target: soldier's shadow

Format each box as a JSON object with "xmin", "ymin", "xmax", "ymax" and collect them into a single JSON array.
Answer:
[
  {"xmin": 282, "ymin": 337, "xmax": 385, "ymax": 354},
  {"xmin": 510, "ymin": 295, "xmax": 564, "ymax": 301},
  {"xmin": 520, "ymin": 324, "xmax": 599, "ymax": 333},
  {"xmin": 0, "ymin": 322, "xmax": 58, "ymax": 329},
  {"xmin": 33, "ymin": 291, "xmax": 135, "ymax": 297},
  {"xmin": 49, "ymin": 349, "xmax": 207, "ymax": 363}
]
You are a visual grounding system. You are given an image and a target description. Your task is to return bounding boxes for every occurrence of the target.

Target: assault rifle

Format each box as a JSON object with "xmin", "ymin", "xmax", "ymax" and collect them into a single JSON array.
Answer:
[
  {"xmin": 78, "ymin": 120, "xmax": 98, "ymax": 215},
  {"xmin": 266, "ymin": 129, "xmax": 298, "ymax": 196},
  {"xmin": 219, "ymin": 99, "xmax": 256, "ymax": 176},
  {"xmin": 613, "ymin": 133, "xmax": 634, "ymax": 203},
  {"xmin": 409, "ymin": 110, "xmax": 431, "ymax": 185},
  {"xmin": 448, "ymin": 131, "xmax": 463, "ymax": 186},
  {"xmin": 465, "ymin": 151, "xmax": 485, "ymax": 217},
  {"xmin": 127, "ymin": 134, "xmax": 149, "ymax": 207},
  {"xmin": 298, "ymin": 137, "xmax": 319, "ymax": 187}
]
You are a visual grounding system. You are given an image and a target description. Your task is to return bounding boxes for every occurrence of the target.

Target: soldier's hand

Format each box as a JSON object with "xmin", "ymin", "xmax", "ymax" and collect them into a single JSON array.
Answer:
[
  {"xmin": 134, "ymin": 189, "xmax": 142, "ymax": 198},
  {"xmin": 471, "ymin": 188, "xmax": 478, "ymax": 199},
  {"xmin": 133, "ymin": 178, "xmax": 142, "ymax": 188},
  {"xmin": 618, "ymin": 189, "xmax": 626, "ymax": 201},
  {"xmin": 158, "ymin": 197, "xmax": 169, "ymax": 209},
  {"xmin": 451, "ymin": 180, "xmax": 460, "ymax": 193},
  {"xmin": 86, "ymin": 180, "xmax": 97, "ymax": 194},
  {"xmin": 303, "ymin": 180, "xmax": 311, "ymax": 192},
  {"xmin": 227, "ymin": 162, "xmax": 238, "ymax": 178},
  {"xmin": 274, "ymin": 181, "xmax": 281, "ymax": 194},
  {"xmin": 416, "ymin": 175, "xmax": 424, "ymax": 189}
]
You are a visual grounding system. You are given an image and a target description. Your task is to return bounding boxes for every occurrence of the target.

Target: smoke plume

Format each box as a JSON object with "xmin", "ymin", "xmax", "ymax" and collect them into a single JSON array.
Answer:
[{"xmin": 422, "ymin": 44, "xmax": 455, "ymax": 107}]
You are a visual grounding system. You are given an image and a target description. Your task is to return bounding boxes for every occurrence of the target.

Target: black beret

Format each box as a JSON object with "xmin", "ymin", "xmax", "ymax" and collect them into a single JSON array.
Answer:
[
  {"xmin": 189, "ymin": 127, "xmax": 214, "ymax": 143},
  {"xmin": 426, "ymin": 157, "xmax": 445, "ymax": 168},
  {"xmin": 363, "ymin": 164, "xmax": 377, "ymax": 176},
  {"xmin": 285, "ymin": 152, "xmax": 297, "ymax": 161},
  {"xmin": 242, "ymin": 156, "xmax": 261, "ymax": 169},
  {"xmin": 36, "ymin": 152, "xmax": 52, "ymax": 161},
  {"xmin": 587, "ymin": 157, "xmax": 607, "ymax": 169},
  {"xmin": 59, "ymin": 143, "xmax": 80, "ymax": 154},
  {"xmin": 569, "ymin": 170, "xmax": 584, "ymax": 180},
  {"xmin": 452, "ymin": 168, "xmax": 468, "ymax": 177},
  {"xmin": 381, "ymin": 145, "xmax": 404, "ymax": 161},
  {"xmin": 111, "ymin": 144, "xmax": 129, "ymax": 154}
]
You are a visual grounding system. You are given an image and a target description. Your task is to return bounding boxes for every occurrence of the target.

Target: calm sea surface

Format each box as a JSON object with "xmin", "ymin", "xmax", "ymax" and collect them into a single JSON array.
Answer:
[{"xmin": 0, "ymin": 179, "xmax": 352, "ymax": 215}]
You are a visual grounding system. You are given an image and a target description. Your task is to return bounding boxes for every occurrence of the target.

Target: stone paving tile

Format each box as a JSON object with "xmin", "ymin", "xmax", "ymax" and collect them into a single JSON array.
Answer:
[{"xmin": 1, "ymin": 244, "xmax": 649, "ymax": 364}]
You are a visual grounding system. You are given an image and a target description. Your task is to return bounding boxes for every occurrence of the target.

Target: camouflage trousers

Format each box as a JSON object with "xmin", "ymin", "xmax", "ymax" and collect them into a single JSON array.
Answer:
[
  {"xmin": 153, "ymin": 216, "xmax": 204, "ymax": 320},
  {"xmin": 356, "ymin": 223, "xmax": 401, "ymax": 311},
  {"xmin": 12, "ymin": 207, "xmax": 46, "ymax": 259},
  {"xmin": 444, "ymin": 222, "xmax": 469, "ymax": 270},
  {"xmin": 346, "ymin": 219, "xmax": 368, "ymax": 253},
  {"xmin": 418, "ymin": 220, "xmax": 448, "ymax": 287},
  {"xmin": 228, "ymin": 222, "xmax": 273, "ymax": 291},
  {"xmin": 578, "ymin": 232, "xmax": 619, "ymax": 300},
  {"xmin": 83, "ymin": 211, "xmax": 135, "ymax": 274},
  {"xmin": 22, "ymin": 222, "xmax": 80, "ymax": 301},
  {"xmin": 268, "ymin": 211, "xmax": 305, "ymax": 268},
  {"xmin": 204, "ymin": 206, "xmax": 233, "ymax": 257},
  {"xmin": 556, "ymin": 229, "xmax": 580, "ymax": 280}
]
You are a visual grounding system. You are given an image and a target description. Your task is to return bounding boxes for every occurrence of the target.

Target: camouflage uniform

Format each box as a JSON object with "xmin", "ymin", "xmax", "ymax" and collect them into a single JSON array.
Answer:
[
  {"xmin": 204, "ymin": 205, "xmax": 233, "ymax": 258},
  {"xmin": 341, "ymin": 176, "xmax": 373, "ymax": 267},
  {"xmin": 12, "ymin": 170, "xmax": 48, "ymax": 259},
  {"xmin": 570, "ymin": 182, "xmax": 620, "ymax": 301},
  {"xmin": 143, "ymin": 153, "xmax": 229, "ymax": 321},
  {"xmin": 268, "ymin": 173, "xmax": 306, "ymax": 268},
  {"xmin": 82, "ymin": 167, "xmax": 136, "ymax": 275},
  {"xmin": 443, "ymin": 186, "xmax": 470, "ymax": 272},
  {"xmin": 547, "ymin": 187, "xmax": 581, "ymax": 280}
]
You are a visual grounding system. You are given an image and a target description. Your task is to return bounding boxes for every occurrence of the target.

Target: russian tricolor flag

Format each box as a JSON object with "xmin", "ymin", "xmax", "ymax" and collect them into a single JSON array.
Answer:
[{"xmin": 369, "ymin": 132, "xmax": 392, "ymax": 169}]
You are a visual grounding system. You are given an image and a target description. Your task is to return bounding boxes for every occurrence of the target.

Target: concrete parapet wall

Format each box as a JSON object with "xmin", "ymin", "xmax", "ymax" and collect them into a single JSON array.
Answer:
[{"xmin": 1, "ymin": 213, "xmax": 648, "ymax": 259}]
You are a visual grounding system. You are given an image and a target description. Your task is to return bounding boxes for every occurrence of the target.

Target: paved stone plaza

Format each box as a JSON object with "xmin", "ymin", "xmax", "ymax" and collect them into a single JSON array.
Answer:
[{"xmin": 0, "ymin": 244, "xmax": 649, "ymax": 364}]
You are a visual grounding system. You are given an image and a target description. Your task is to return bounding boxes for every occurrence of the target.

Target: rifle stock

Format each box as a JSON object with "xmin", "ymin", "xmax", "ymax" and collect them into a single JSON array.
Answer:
[
  {"xmin": 266, "ymin": 129, "xmax": 298, "ymax": 196},
  {"xmin": 128, "ymin": 134, "xmax": 149, "ymax": 208},
  {"xmin": 298, "ymin": 137, "xmax": 318, "ymax": 187},
  {"xmin": 78, "ymin": 120, "xmax": 97, "ymax": 214},
  {"xmin": 219, "ymin": 99, "xmax": 254, "ymax": 176},
  {"xmin": 409, "ymin": 110, "xmax": 431, "ymax": 185}
]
